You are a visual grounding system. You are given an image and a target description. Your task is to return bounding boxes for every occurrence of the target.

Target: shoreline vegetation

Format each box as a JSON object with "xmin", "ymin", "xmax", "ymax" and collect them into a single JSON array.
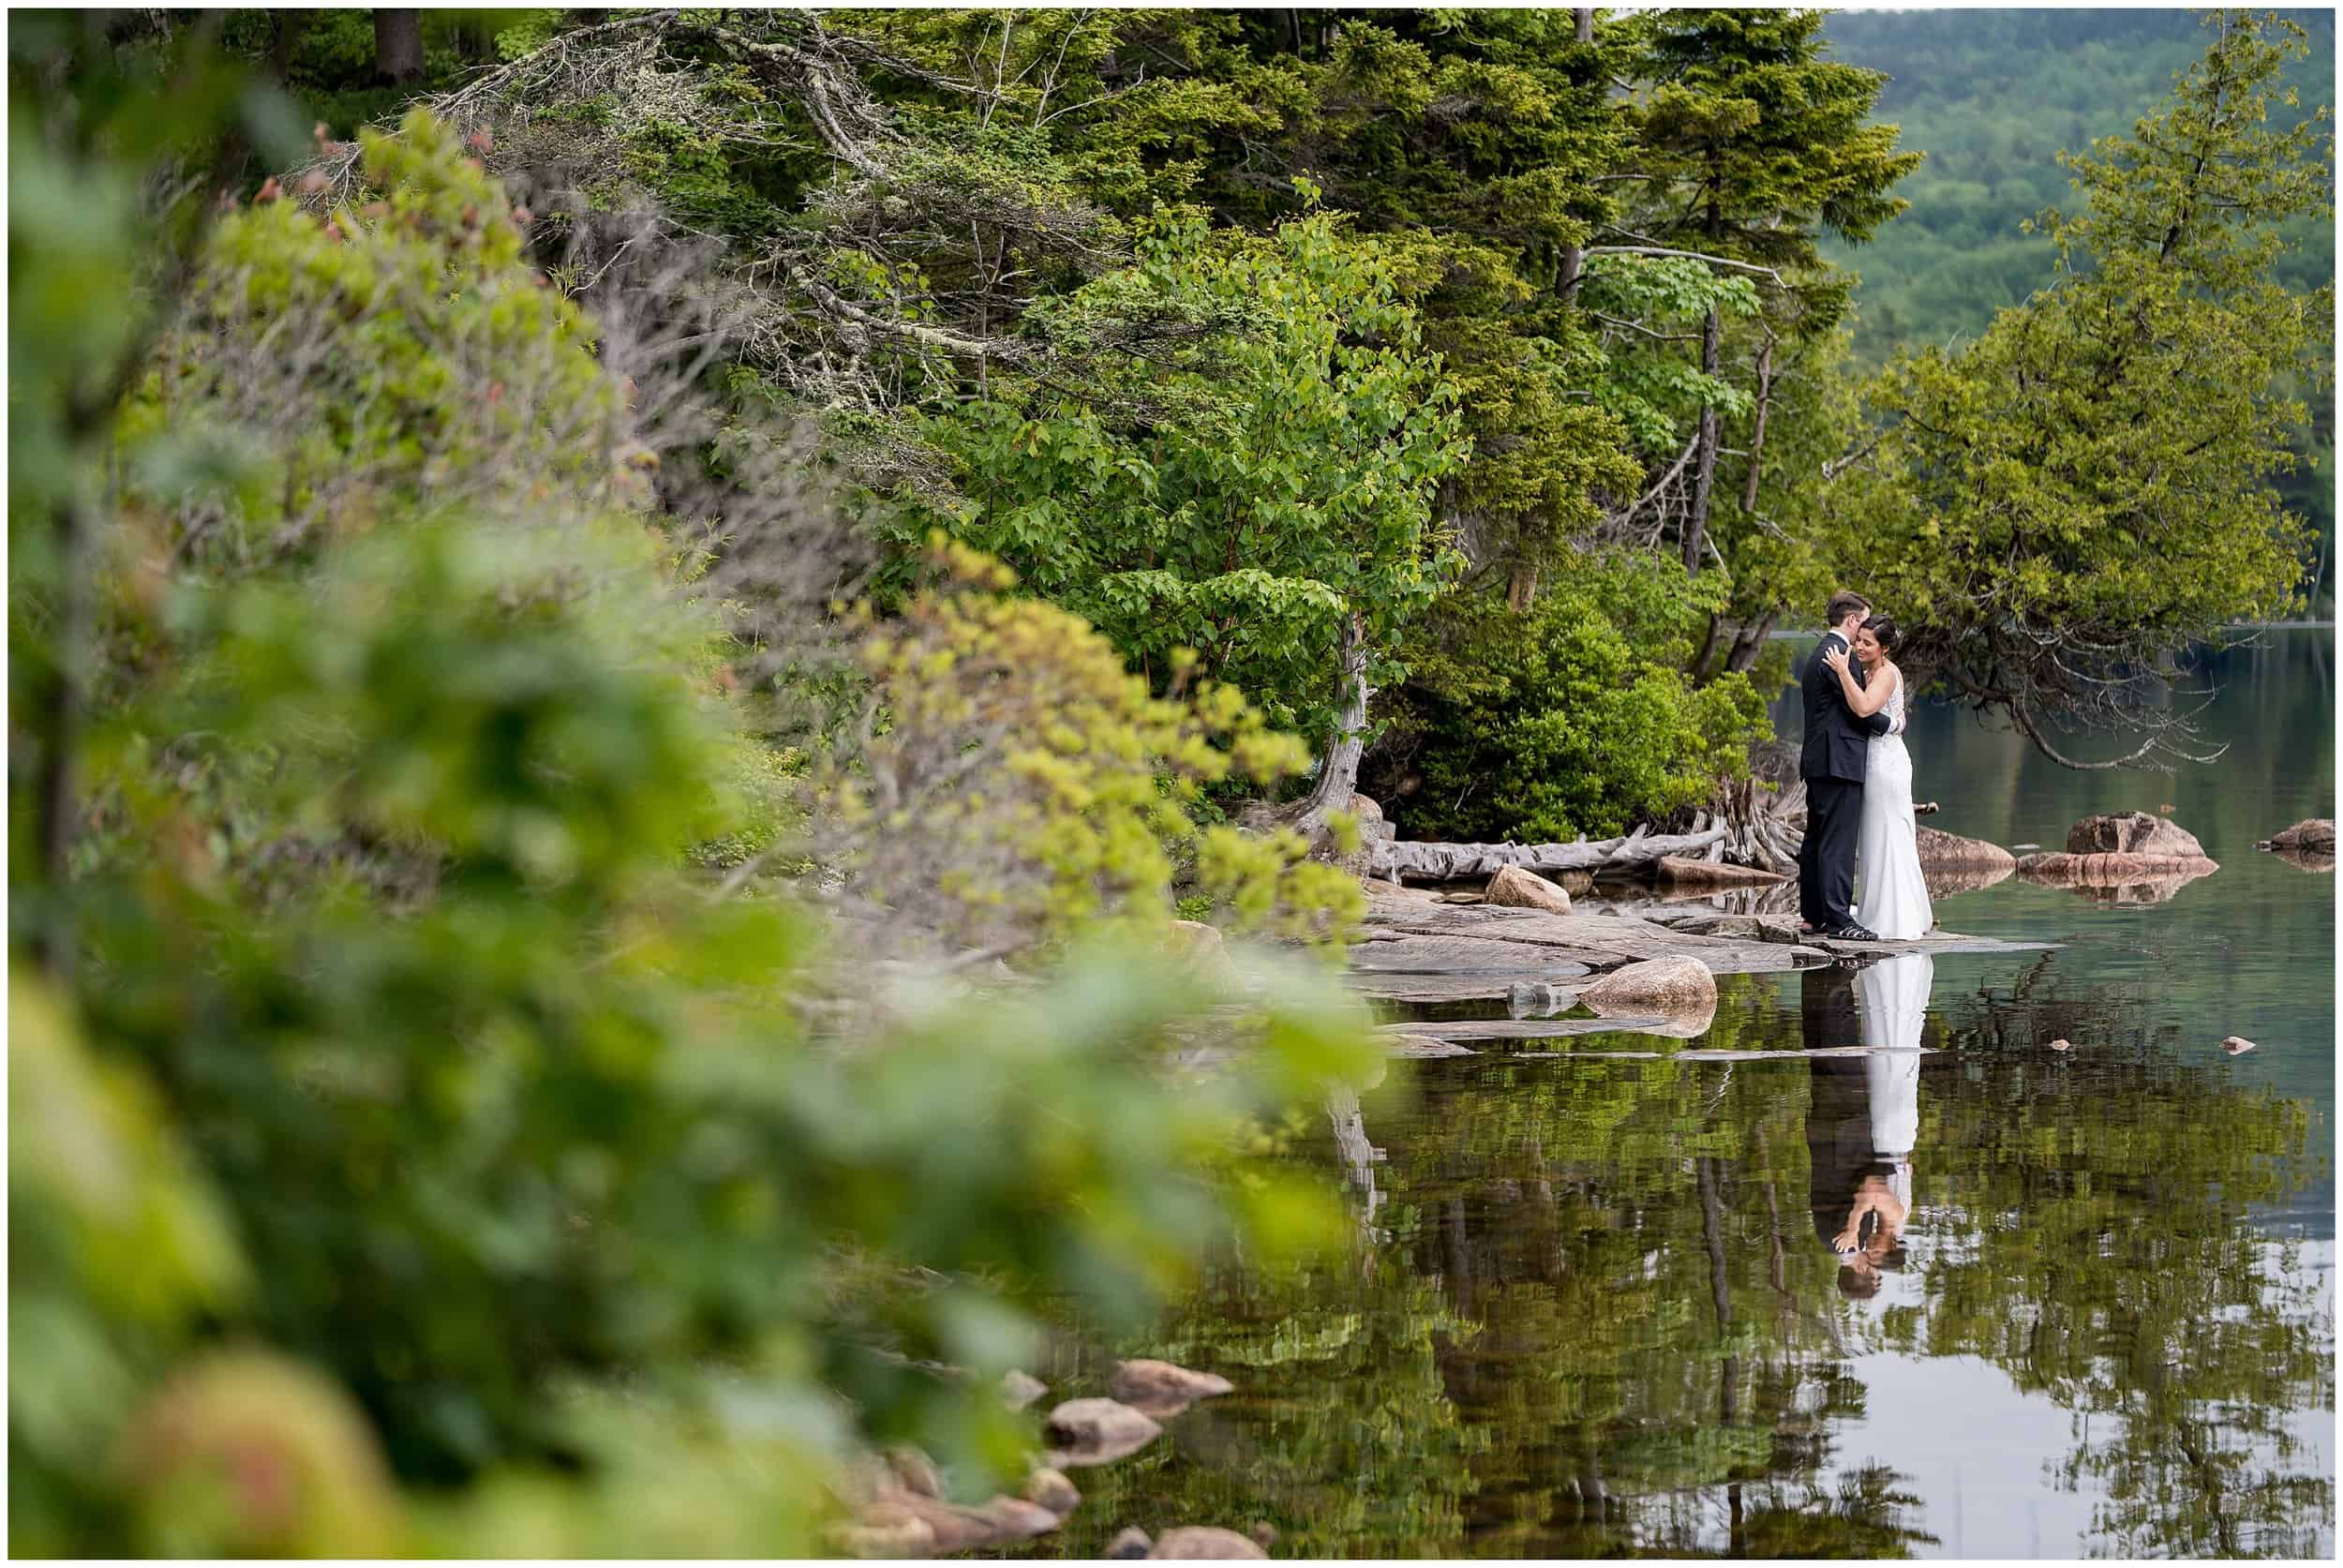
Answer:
[{"xmin": 8, "ymin": 7, "xmax": 2333, "ymax": 1559}]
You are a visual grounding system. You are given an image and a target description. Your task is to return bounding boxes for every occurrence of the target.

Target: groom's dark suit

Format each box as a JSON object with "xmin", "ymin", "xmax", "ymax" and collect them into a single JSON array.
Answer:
[{"xmin": 1798, "ymin": 630, "xmax": 1895, "ymax": 930}]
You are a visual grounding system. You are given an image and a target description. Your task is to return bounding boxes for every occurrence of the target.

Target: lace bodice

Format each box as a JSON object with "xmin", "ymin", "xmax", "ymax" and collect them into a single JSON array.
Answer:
[{"xmin": 1879, "ymin": 667, "xmax": 1906, "ymax": 737}]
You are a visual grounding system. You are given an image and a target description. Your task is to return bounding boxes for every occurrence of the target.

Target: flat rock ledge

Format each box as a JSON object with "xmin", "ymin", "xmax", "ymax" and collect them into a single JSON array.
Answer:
[{"xmin": 1347, "ymin": 899, "xmax": 2049, "ymax": 1021}]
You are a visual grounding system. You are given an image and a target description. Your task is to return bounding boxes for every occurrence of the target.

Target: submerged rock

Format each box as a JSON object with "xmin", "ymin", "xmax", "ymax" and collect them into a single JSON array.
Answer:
[
  {"xmin": 1506, "ymin": 979, "xmax": 1574, "ymax": 1018},
  {"xmin": 972, "ymin": 1496, "xmax": 1062, "ymax": 1542},
  {"xmin": 2262, "ymin": 818, "xmax": 2336, "ymax": 853},
  {"xmin": 1110, "ymin": 1359, "xmax": 1235, "ymax": 1418},
  {"xmin": 1149, "ymin": 1525, "xmax": 1270, "ymax": 1559},
  {"xmin": 1044, "ymin": 1397, "xmax": 1163, "ymax": 1467},
  {"xmin": 1001, "ymin": 1368, "xmax": 1049, "ymax": 1411},
  {"xmin": 1386, "ymin": 1034, "xmax": 1478, "ymax": 1059},
  {"xmin": 1485, "ymin": 864, "xmax": 1573, "ymax": 913},
  {"xmin": 2270, "ymin": 846, "xmax": 2337, "ymax": 874},
  {"xmin": 1578, "ymin": 955, "xmax": 1718, "ymax": 1019},
  {"xmin": 885, "ymin": 1495, "xmax": 1002, "ymax": 1554},
  {"xmin": 2261, "ymin": 819, "xmax": 2336, "ymax": 872}
]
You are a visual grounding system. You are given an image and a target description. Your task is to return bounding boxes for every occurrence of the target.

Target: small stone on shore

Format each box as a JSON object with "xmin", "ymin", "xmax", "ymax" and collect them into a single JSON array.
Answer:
[
  {"xmin": 1044, "ymin": 1397, "xmax": 1163, "ymax": 1467},
  {"xmin": 1149, "ymin": 1525, "xmax": 1269, "ymax": 1559},
  {"xmin": 1485, "ymin": 863, "xmax": 1574, "ymax": 913},
  {"xmin": 1022, "ymin": 1467, "xmax": 1082, "ymax": 1517}
]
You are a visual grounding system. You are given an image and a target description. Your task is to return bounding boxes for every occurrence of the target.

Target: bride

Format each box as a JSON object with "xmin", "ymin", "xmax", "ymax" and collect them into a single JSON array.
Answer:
[{"xmin": 1821, "ymin": 615, "xmax": 1933, "ymax": 940}]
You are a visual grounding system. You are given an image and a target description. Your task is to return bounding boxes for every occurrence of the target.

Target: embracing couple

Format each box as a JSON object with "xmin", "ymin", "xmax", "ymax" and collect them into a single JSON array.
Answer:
[{"xmin": 1797, "ymin": 590, "xmax": 1933, "ymax": 943}]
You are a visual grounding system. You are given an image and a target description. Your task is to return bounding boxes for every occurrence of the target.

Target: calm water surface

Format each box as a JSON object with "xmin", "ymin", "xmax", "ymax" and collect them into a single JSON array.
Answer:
[{"xmin": 1045, "ymin": 632, "xmax": 2337, "ymax": 1560}]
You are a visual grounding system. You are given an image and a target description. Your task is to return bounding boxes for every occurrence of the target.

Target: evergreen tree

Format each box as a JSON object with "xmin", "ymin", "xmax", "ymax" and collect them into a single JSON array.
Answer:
[
  {"xmin": 1620, "ymin": 7, "xmax": 1919, "ymax": 581},
  {"xmin": 1842, "ymin": 9, "xmax": 2333, "ymax": 767}
]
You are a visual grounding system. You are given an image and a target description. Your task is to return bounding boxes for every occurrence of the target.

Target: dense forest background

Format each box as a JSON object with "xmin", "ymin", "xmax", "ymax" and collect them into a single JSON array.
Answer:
[{"xmin": 1823, "ymin": 7, "xmax": 2336, "ymax": 355}]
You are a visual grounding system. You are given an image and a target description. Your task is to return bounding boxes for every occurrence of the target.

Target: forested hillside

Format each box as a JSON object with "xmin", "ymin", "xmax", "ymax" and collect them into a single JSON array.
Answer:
[
  {"xmin": 1824, "ymin": 7, "xmax": 2337, "ymax": 605},
  {"xmin": 1823, "ymin": 7, "xmax": 2336, "ymax": 360}
]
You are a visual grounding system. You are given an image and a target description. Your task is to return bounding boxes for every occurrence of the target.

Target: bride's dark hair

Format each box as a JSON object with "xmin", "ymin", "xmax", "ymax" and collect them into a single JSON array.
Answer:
[{"xmin": 1862, "ymin": 613, "xmax": 1902, "ymax": 652}]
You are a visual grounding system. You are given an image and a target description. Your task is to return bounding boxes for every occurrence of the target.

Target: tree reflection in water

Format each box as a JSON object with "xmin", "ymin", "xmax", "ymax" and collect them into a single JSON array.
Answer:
[{"xmin": 1020, "ymin": 953, "xmax": 2329, "ymax": 1560}]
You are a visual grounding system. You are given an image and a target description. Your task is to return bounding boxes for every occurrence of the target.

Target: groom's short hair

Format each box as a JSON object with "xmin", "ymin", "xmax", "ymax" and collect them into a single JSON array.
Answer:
[{"xmin": 1827, "ymin": 590, "xmax": 1872, "ymax": 626}]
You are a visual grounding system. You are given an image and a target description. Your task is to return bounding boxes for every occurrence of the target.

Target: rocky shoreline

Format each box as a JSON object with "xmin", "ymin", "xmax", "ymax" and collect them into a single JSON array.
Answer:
[
  {"xmin": 1339, "ymin": 812, "xmax": 2250, "ymax": 1043},
  {"xmin": 830, "ymin": 1362, "xmax": 1269, "ymax": 1560},
  {"xmin": 1345, "ymin": 893, "xmax": 2050, "ymax": 1045}
]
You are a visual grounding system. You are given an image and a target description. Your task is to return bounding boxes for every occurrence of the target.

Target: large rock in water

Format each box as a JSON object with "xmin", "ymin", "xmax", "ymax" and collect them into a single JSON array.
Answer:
[
  {"xmin": 1915, "ymin": 826, "xmax": 2018, "ymax": 898},
  {"xmin": 2261, "ymin": 818, "xmax": 2336, "ymax": 873},
  {"xmin": 2065, "ymin": 812, "xmax": 2210, "ymax": 859},
  {"xmin": 2019, "ymin": 812, "xmax": 2218, "ymax": 893},
  {"xmin": 1914, "ymin": 826, "xmax": 2017, "ymax": 869},
  {"xmin": 1577, "ymin": 955, "xmax": 1718, "ymax": 1023},
  {"xmin": 2268, "ymin": 818, "xmax": 2336, "ymax": 851},
  {"xmin": 1485, "ymin": 864, "xmax": 1573, "ymax": 913}
]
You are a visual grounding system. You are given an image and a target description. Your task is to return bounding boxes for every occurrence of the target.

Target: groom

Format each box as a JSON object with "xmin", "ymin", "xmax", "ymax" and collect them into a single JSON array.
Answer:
[{"xmin": 1798, "ymin": 590, "xmax": 1895, "ymax": 940}]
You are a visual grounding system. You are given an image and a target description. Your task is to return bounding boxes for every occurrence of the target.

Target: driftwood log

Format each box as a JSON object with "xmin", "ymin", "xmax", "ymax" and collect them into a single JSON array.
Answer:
[
  {"xmin": 1372, "ymin": 825, "xmax": 1727, "ymax": 882},
  {"xmin": 1375, "ymin": 783, "xmax": 1956, "ymax": 885}
]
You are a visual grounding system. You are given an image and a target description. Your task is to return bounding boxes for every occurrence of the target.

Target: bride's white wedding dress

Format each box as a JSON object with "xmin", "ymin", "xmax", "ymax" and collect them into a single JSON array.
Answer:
[{"xmin": 1854, "ymin": 669, "xmax": 1933, "ymax": 940}]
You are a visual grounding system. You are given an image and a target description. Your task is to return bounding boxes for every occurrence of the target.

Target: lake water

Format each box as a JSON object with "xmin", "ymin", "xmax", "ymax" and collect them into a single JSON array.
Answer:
[{"xmin": 1037, "ymin": 630, "xmax": 2336, "ymax": 1560}]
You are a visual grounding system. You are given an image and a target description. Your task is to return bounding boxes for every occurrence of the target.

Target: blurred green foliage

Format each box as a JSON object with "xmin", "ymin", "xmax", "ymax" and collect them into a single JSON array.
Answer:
[{"xmin": 7, "ymin": 28, "xmax": 1381, "ymax": 1557}]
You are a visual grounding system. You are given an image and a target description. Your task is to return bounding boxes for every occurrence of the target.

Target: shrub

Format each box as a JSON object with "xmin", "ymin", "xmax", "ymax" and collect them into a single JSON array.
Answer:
[{"xmin": 1370, "ymin": 548, "xmax": 1773, "ymax": 844}]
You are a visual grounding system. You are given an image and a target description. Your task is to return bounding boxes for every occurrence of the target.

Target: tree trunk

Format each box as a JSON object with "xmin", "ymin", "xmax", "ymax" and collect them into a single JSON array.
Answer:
[
  {"xmin": 267, "ymin": 9, "xmax": 308, "ymax": 79},
  {"xmin": 1727, "ymin": 610, "xmax": 1777, "ymax": 673},
  {"xmin": 1507, "ymin": 558, "xmax": 1539, "ymax": 615},
  {"xmin": 1296, "ymin": 612, "xmax": 1371, "ymax": 834},
  {"xmin": 1555, "ymin": 9, "xmax": 1595, "ymax": 305},
  {"xmin": 1684, "ymin": 304, "xmax": 1722, "ymax": 574},
  {"xmin": 1739, "ymin": 336, "xmax": 1773, "ymax": 514},
  {"xmin": 373, "ymin": 8, "xmax": 425, "ymax": 85},
  {"xmin": 1689, "ymin": 608, "xmax": 1723, "ymax": 682}
]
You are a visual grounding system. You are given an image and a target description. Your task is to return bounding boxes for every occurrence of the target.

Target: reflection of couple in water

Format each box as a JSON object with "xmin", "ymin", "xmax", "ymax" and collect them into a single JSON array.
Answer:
[{"xmin": 1805, "ymin": 956, "xmax": 1931, "ymax": 1299}]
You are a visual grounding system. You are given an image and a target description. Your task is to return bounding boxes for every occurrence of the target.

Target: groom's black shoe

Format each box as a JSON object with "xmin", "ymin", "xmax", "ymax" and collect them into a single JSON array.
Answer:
[{"xmin": 1825, "ymin": 921, "xmax": 1881, "ymax": 942}]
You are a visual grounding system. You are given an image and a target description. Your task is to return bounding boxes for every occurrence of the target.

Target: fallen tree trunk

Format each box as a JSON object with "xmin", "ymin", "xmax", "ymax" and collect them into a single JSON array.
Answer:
[{"xmin": 1373, "ymin": 826, "xmax": 1728, "ymax": 882}]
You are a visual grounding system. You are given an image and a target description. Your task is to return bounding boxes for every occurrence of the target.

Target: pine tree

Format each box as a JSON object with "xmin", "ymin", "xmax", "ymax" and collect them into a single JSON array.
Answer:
[{"xmin": 1621, "ymin": 7, "xmax": 1919, "ymax": 577}]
